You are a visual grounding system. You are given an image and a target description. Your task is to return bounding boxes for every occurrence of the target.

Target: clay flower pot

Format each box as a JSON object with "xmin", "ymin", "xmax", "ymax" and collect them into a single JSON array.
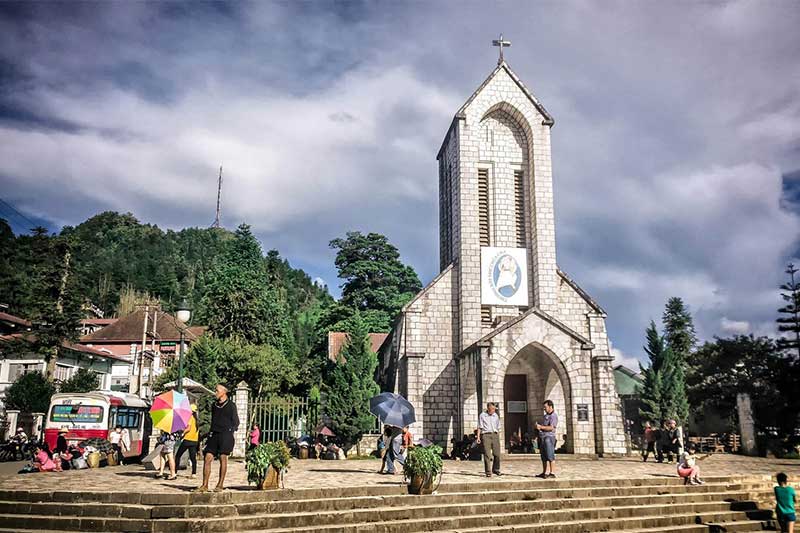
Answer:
[
  {"xmin": 257, "ymin": 465, "xmax": 281, "ymax": 490},
  {"xmin": 407, "ymin": 474, "xmax": 434, "ymax": 495}
]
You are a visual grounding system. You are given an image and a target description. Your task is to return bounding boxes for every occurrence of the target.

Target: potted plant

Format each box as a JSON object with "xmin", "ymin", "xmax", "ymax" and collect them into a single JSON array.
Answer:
[
  {"xmin": 246, "ymin": 441, "xmax": 291, "ymax": 490},
  {"xmin": 402, "ymin": 445, "xmax": 443, "ymax": 495}
]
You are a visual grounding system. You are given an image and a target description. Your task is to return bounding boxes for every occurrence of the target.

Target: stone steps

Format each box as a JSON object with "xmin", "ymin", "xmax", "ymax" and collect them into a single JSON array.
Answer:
[{"xmin": 0, "ymin": 476, "xmax": 781, "ymax": 532}]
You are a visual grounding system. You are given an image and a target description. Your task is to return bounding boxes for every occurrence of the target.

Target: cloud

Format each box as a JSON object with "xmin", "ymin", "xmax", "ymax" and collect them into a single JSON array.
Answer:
[
  {"xmin": 1, "ymin": 2, "xmax": 799, "ymax": 360},
  {"xmin": 720, "ymin": 317, "xmax": 750, "ymax": 335},
  {"xmin": 610, "ymin": 342, "xmax": 641, "ymax": 373}
]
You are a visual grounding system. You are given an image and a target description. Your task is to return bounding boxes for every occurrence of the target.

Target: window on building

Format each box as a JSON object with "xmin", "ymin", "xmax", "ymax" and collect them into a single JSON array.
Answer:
[
  {"xmin": 8, "ymin": 362, "xmax": 40, "ymax": 382},
  {"xmin": 478, "ymin": 168, "xmax": 490, "ymax": 247},
  {"xmin": 514, "ymin": 169, "xmax": 526, "ymax": 248},
  {"xmin": 54, "ymin": 364, "xmax": 73, "ymax": 383}
]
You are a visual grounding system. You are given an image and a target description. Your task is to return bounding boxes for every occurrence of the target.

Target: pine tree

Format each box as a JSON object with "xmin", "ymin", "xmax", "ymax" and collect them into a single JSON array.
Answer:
[
  {"xmin": 638, "ymin": 321, "xmax": 667, "ymax": 423},
  {"xmin": 322, "ymin": 314, "xmax": 380, "ymax": 451},
  {"xmin": 777, "ymin": 263, "xmax": 800, "ymax": 360},
  {"xmin": 660, "ymin": 346, "xmax": 690, "ymax": 423},
  {"xmin": 662, "ymin": 297, "xmax": 697, "ymax": 363},
  {"xmin": 198, "ymin": 224, "xmax": 296, "ymax": 356}
]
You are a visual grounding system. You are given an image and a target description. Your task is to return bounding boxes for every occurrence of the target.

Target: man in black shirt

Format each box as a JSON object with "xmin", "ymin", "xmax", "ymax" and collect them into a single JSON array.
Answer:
[{"xmin": 196, "ymin": 383, "xmax": 239, "ymax": 492}]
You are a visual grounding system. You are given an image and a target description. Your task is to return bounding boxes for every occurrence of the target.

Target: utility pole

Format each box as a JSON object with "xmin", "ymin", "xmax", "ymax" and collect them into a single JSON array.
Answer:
[
  {"xmin": 46, "ymin": 248, "xmax": 71, "ymax": 380},
  {"xmin": 135, "ymin": 305, "xmax": 149, "ymax": 396},
  {"xmin": 213, "ymin": 166, "xmax": 223, "ymax": 228}
]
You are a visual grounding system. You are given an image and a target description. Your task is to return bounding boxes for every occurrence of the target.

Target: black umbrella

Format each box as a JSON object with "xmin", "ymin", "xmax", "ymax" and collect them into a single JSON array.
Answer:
[{"xmin": 369, "ymin": 392, "xmax": 416, "ymax": 428}]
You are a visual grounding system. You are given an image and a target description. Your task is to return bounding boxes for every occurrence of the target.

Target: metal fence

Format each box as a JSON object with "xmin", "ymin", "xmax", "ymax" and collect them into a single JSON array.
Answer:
[
  {"xmin": 248, "ymin": 396, "xmax": 320, "ymax": 443},
  {"xmin": 247, "ymin": 395, "xmax": 382, "ymax": 443}
]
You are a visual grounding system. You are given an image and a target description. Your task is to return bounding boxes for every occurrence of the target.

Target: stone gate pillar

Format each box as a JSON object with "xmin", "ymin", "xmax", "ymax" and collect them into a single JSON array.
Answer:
[
  {"xmin": 233, "ymin": 381, "xmax": 250, "ymax": 457},
  {"xmin": 736, "ymin": 393, "xmax": 757, "ymax": 456},
  {"xmin": 5, "ymin": 410, "xmax": 19, "ymax": 441},
  {"xmin": 31, "ymin": 412, "xmax": 44, "ymax": 441}
]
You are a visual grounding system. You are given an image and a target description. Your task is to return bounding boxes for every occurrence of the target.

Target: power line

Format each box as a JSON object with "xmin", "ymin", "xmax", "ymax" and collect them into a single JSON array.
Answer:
[{"xmin": 0, "ymin": 197, "xmax": 39, "ymax": 230}]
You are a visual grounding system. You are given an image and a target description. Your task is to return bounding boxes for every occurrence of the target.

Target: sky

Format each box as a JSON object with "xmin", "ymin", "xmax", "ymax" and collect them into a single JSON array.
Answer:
[{"xmin": 1, "ymin": 1, "xmax": 799, "ymax": 369}]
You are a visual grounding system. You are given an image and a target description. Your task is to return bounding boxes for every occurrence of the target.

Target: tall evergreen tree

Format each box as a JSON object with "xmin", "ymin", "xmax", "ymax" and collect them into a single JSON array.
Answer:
[
  {"xmin": 322, "ymin": 313, "xmax": 380, "ymax": 451},
  {"xmin": 638, "ymin": 320, "xmax": 689, "ymax": 423},
  {"xmin": 329, "ymin": 231, "xmax": 422, "ymax": 332},
  {"xmin": 777, "ymin": 263, "xmax": 800, "ymax": 360},
  {"xmin": 638, "ymin": 321, "xmax": 668, "ymax": 423},
  {"xmin": 198, "ymin": 224, "xmax": 296, "ymax": 356},
  {"xmin": 662, "ymin": 297, "xmax": 697, "ymax": 363},
  {"xmin": 660, "ymin": 347, "xmax": 690, "ymax": 423}
]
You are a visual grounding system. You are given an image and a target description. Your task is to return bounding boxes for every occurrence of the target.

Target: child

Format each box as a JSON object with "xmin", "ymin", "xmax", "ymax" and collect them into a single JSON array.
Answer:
[
  {"xmin": 156, "ymin": 431, "xmax": 177, "ymax": 480},
  {"xmin": 249, "ymin": 424, "xmax": 260, "ymax": 451},
  {"xmin": 775, "ymin": 472, "xmax": 796, "ymax": 533},
  {"xmin": 677, "ymin": 443, "xmax": 707, "ymax": 485}
]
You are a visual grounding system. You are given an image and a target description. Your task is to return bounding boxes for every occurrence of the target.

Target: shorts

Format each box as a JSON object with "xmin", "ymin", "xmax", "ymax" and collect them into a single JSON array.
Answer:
[
  {"xmin": 160, "ymin": 441, "xmax": 175, "ymax": 454},
  {"xmin": 778, "ymin": 512, "xmax": 796, "ymax": 526},
  {"xmin": 203, "ymin": 431, "xmax": 234, "ymax": 457},
  {"xmin": 540, "ymin": 435, "xmax": 556, "ymax": 462}
]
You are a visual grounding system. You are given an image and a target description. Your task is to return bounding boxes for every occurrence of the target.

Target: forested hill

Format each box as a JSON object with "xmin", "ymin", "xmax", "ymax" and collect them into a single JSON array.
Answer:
[{"xmin": 0, "ymin": 211, "xmax": 331, "ymax": 332}]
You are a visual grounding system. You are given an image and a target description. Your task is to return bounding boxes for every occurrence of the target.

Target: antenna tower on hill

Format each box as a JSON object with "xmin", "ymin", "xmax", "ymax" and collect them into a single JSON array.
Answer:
[{"xmin": 212, "ymin": 166, "xmax": 223, "ymax": 228}]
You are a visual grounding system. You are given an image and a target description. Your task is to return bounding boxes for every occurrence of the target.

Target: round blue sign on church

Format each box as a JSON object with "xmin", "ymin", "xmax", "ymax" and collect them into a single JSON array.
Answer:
[{"xmin": 491, "ymin": 253, "xmax": 522, "ymax": 299}]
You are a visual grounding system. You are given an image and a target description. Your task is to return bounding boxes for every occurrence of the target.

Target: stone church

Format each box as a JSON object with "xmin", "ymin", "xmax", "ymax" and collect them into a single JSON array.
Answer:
[{"xmin": 378, "ymin": 50, "xmax": 628, "ymax": 456}]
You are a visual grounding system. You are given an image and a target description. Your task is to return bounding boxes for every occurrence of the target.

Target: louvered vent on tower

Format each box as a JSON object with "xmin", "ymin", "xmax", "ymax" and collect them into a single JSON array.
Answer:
[
  {"xmin": 514, "ymin": 169, "xmax": 525, "ymax": 248},
  {"xmin": 478, "ymin": 168, "xmax": 490, "ymax": 247}
]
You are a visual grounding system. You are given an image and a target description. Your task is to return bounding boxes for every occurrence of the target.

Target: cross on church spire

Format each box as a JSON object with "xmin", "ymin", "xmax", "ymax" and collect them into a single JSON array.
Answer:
[{"xmin": 492, "ymin": 34, "xmax": 511, "ymax": 65}]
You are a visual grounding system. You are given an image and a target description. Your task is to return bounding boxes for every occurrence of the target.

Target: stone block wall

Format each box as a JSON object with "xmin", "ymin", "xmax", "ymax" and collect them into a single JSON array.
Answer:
[
  {"xmin": 587, "ymin": 314, "xmax": 628, "ymax": 455},
  {"xmin": 399, "ymin": 266, "xmax": 458, "ymax": 449},
  {"xmin": 447, "ymin": 64, "xmax": 559, "ymax": 356}
]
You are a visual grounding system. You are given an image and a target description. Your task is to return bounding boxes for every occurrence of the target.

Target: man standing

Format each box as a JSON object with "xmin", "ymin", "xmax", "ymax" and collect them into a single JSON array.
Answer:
[
  {"xmin": 535, "ymin": 399, "xmax": 558, "ymax": 479},
  {"xmin": 196, "ymin": 384, "xmax": 239, "ymax": 492},
  {"xmin": 668, "ymin": 419, "xmax": 684, "ymax": 462},
  {"xmin": 476, "ymin": 402, "xmax": 502, "ymax": 478}
]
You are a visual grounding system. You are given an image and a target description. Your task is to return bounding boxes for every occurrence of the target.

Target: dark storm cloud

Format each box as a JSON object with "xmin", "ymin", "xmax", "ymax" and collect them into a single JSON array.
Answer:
[{"xmin": 1, "ymin": 1, "xmax": 799, "ymax": 365}]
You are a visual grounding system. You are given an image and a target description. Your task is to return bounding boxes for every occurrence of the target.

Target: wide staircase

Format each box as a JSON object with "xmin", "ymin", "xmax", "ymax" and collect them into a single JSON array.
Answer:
[{"xmin": 0, "ymin": 475, "xmax": 787, "ymax": 532}]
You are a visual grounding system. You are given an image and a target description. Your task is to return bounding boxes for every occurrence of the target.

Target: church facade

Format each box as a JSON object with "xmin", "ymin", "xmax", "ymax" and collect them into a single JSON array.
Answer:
[{"xmin": 378, "ymin": 58, "xmax": 628, "ymax": 456}]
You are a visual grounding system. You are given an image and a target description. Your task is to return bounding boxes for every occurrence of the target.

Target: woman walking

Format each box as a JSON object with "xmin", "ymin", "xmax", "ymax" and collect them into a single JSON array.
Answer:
[{"xmin": 175, "ymin": 404, "xmax": 199, "ymax": 478}]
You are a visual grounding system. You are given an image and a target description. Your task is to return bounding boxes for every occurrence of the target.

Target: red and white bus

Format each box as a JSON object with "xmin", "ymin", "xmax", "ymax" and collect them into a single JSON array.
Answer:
[{"xmin": 44, "ymin": 391, "xmax": 152, "ymax": 460}]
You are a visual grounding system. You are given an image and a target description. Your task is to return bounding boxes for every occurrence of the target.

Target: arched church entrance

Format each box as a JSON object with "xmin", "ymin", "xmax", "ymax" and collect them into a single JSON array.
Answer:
[{"xmin": 502, "ymin": 343, "xmax": 573, "ymax": 453}]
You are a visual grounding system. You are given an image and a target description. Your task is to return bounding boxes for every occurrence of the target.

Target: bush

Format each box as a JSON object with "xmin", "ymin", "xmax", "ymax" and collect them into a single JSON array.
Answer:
[
  {"xmin": 59, "ymin": 368, "xmax": 100, "ymax": 393},
  {"xmin": 5, "ymin": 372, "xmax": 55, "ymax": 413},
  {"xmin": 246, "ymin": 441, "xmax": 292, "ymax": 485},
  {"xmin": 402, "ymin": 445, "xmax": 443, "ymax": 480}
]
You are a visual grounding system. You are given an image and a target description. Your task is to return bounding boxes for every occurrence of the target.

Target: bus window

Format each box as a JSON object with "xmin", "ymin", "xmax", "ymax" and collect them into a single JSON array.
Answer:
[
  {"xmin": 114, "ymin": 407, "xmax": 141, "ymax": 429},
  {"xmin": 50, "ymin": 404, "xmax": 104, "ymax": 424}
]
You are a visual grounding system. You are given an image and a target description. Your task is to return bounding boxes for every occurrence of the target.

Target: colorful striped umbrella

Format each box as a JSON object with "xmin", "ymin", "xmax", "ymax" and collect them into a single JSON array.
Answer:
[{"xmin": 150, "ymin": 390, "xmax": 192, "ymax": 434}]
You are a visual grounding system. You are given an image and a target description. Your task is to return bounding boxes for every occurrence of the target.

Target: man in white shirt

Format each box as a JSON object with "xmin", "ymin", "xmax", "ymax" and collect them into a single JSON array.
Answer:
[{"xmin": 476, "ymin": 402, "xmax": 502, "ymax": 477}]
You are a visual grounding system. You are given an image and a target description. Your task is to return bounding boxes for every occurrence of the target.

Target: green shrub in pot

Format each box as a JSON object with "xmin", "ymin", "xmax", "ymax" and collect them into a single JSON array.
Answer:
[
  {"xmin": 246, "ymin": 441, "xmax": 291, "ymax": 489},
  {"xmin": 402, "ymin": 445, "xmax": 443, "ymax": 494}
]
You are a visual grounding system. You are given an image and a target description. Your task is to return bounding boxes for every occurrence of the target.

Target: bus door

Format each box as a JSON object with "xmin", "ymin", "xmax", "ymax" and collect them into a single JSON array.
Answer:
[{"xmin": 112, "ymin": 406, "xmax": 145, "ymax": 457}]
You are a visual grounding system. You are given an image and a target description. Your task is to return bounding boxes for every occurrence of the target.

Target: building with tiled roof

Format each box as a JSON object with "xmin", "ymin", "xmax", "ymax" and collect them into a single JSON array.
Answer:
[
  {"xmin": 0, "ymin": 332, "xmax": 131, "ymax": 409},
  {"xmin": 0, "ymin": 311, "xmax": 32, "ymax": 335},
  {"xmin": 327, "ymin": 331, "xmax": 389, "ymax": 362},
  {"xmin": 79, "ymin": 309, "xmax": 206, "ymax": 395}
]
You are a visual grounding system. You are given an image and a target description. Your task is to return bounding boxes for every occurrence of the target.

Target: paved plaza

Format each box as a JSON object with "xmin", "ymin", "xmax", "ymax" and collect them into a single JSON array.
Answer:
[{"xmin": 1, "ymin": 454, "xmax": 798, "ymax": 494}]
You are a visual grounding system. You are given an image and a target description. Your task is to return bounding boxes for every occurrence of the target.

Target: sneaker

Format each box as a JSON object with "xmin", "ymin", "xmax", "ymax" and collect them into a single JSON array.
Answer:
[
  {"xmin": 485, "ymin": 473, "xmax": 492, "ymax": 478},
  {"xmin": 547, "ymin": 473, "xmax": 556, "ymax": 479},
  {"xmin": 190, "ymin": 474, "xmax": 197, "ymax": 479},
  {"xmin": 493, "ymin": 472, "xmax": 502, "ymax": 477},
  {"xmin": 696, "ymin": 479, "xmax": 705, "ymax": 485}
]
